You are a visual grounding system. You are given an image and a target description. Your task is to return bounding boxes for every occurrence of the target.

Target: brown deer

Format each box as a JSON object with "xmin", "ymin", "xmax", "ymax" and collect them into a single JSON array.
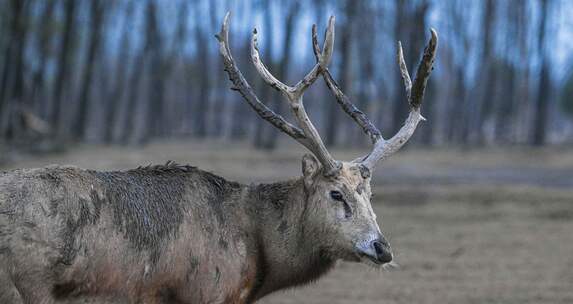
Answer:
[{"xmin": 0, "ymin": 13, "xmax": 437, "ymax": 304}]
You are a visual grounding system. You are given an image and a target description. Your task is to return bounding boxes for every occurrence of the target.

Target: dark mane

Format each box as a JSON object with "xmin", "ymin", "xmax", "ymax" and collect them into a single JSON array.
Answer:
[
  {"xmin": 251, "ymin": 179, "xmax": 301, "ymax": 210},
  {"xmin": 129, "ymin": 160, "xmax": 197, "ymax": 174},
  {"xmin": 126, "ymin": 161, "xmax": 241, "ymax": 189}
]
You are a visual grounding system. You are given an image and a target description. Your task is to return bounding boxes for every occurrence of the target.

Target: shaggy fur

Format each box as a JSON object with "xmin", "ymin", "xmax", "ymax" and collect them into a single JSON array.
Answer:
[{"xmin": 0, "ymin": 156, "xmax": 387, "ymax": 304}]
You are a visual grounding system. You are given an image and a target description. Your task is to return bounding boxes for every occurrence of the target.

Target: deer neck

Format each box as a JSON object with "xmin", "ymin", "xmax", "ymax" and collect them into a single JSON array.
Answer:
[{"xmin": 246, "ymin": 178, "xmax": 335, "ymax": 300}]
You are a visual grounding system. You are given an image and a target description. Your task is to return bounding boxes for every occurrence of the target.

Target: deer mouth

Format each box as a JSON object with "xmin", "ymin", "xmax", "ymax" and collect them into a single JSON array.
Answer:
[
  {"xmin": 356, "ymin": 249, "xmax": 392, "ymax": 266},
  {"xmin": 358, "ymin": 251, "xmax": 386, "ymax": 265}
]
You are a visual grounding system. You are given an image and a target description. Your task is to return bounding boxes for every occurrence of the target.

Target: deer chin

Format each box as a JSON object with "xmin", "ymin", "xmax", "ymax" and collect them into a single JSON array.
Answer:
[
  {"xmin": 336, "ymin": 246, "xmax": 391, "ymax": 268},
  {"xmin": 358, "ymin": 255, "xmax": 385, "ymax": 268},
  {"xmin": 356, "ymin": 250, "xmax": 388, "ymax": 267},
  {"xmin": 350, "ymin": 250, "xmax": 397, "ymax": 269},
  {"xmin": 337, "ymin": 250, "xmax": 384, "ymax": 268}
]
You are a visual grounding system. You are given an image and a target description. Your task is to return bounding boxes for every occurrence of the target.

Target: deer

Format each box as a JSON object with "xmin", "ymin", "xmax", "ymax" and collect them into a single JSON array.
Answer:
[{"xmin": 0, "ymin": 13, "xmax": 437, "ymax": 304}]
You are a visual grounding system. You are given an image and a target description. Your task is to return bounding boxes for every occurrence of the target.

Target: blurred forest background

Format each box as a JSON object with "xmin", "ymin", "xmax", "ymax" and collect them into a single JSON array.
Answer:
[
  {"xmin": 0, "ymin": 0, "xmax": 572, "ymax": 155},
  {"xmin": 2, "ymin": 2, "xmax": 573, "ymax": 302}
]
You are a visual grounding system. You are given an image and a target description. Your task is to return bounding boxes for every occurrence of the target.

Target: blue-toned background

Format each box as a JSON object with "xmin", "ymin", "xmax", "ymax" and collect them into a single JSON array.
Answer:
[
  {"xmin": 1, "ymin": 1, "xmax": 573, "ymax": 303},
  {"xmin": 1, "ymin": 0, "xmax": 572, "ymax": 150}
]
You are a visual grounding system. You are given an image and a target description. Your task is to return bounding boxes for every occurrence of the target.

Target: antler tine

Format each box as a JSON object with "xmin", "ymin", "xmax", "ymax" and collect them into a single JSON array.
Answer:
[
  {"xmin": 216, "ymin": 13, "xmax": 306, "ymax": 143},
  {"xmin": 397, "ymin": 41, "xmax": 412, "ymax": 100},
  {"xmin": 250, "ymin": 29, "xmax": 292, "ymax": 96},
  {"xmin": 250, "ymin": 16, "xmax": 335, "ymax": 100},
  {"xmin": 410, "ymin": 29, "xmax": 438, "ymax": 108},
  {"xmin": 312, "ymin": 24, "xmax": 321, "ymax": 61},
  {"xmin": 313, "ymin": 16, "xmax": 335, "ymax": 69},
  {"xmin": 361, "ymin": 28, "xmax": 438, "ymax": 170},
  {"xmin": 219, "ymin": 12, "xmax": 341, "ymax": 176},
  {"xmin": 290, "ymin": 16, "xmax": 336, "ymax": 95}
]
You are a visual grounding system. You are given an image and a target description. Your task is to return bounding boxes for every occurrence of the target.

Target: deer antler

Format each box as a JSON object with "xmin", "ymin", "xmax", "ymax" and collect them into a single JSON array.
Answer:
[
  {"xmin": 312, "ymin": 23, "xmax": 438, "ymax": 171},
  {"xmin": 218, "ymin": 12, "xmax": 437, "ymax": 174},
  {"xmin": 217, "ymin": 13, "xmax": 341, "ymax": 176}
]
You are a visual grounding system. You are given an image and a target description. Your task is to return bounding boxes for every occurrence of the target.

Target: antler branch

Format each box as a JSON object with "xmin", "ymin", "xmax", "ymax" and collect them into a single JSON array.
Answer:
[
  {"xmin": 250, "ymin": 16, "xmax": 335, "ymax": 100},
  {"xmin": 397, "ymin": 41, "xmax": 412, "ymax": 100},
  {"xmin": 218, "ymin": 12, "xmax": 341, "ymax": 176},
  {"xmin": 312, "ymin": 25, "xmax": 438, "ymax": 170},
  {"xmin": 218, "ymin": 12, "xmax": 437, "ymax": 174},
  {"xmin": 215, "ymin": 13, "xmax": 306, "ymax": 141},
  {"xmin": 361, "ymin": 29, "xmax": 438, "ymax": 169},
  {"xmin": 311, "ymin": 24, "xmax": 382, "ymax": 144}
]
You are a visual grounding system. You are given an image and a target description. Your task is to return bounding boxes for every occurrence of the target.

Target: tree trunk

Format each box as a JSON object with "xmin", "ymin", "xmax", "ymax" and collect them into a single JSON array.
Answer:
[
  {"xmin": 50, "ymin": 0, "xmax": 77, "ymax": 138},
  {"xmin": 531, "ymin": 0, "xmax": 550, "ymax": 146},
  {"xmin": 168, "ymin": 1, "xmax": 189, "ymax": 136},
  {"xmin": 141, "ymin": 1, "xmax": 165, "ymax": 143},
  {"xmin": 106, "ymin": 1, "xmax": 135, "ymax": 143},
  {"xmin": 30, "ymin": 0, "xmax": 56, "ymax": 119},
  {"xmin": 73, "ymin": 0, "xmax": 107, "ymax": 140},
  {"xmin": 121, "ymin": 0, "xmax": 153, "ymax": 144},
  {"xmin": 192, "ymin": 0, "xmax": 211, "ymax": 138},
  {"xmin": 325, "ymin": 1, "xmax": 356, "ymax": 147},
  {"xmin": 469, "ymin": 0, "xmax": 496, "ymax": 145},
  {"xmin": 0, "ymin": 0, "xmax": 19, "ymax": 136},
  {"xmin": 0, "ymin": 0, "xmax": 30, "ymax": 142}
]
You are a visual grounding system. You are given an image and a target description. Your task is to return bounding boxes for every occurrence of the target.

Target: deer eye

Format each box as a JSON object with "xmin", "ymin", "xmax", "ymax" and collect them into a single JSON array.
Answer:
[
  {"xmin": 330, "ymin": 190, "xmax": 352, "ymax": 219},
  {"xmin": 330, "ymin": 190, "xmax": 344, "ymax": 202}
]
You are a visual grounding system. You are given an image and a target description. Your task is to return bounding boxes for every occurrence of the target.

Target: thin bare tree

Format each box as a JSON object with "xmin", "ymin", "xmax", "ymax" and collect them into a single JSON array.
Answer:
[
  {"xmin": 50, "ymin": 0, "xmax": 77, "ymax": 137},
  {"xmin": 531, "ymin": 0, "xmax": 551, "ymax": 146},
  {"xmin": 106, "ymin": 0, "xmax": 135, "ymax": 143},
  {"xmin": 74, "ymin": 0, "xmax": 108, "ymax": 140}
]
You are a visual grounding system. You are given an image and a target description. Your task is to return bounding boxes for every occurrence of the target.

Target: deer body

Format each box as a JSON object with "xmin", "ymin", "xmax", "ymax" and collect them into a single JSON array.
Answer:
[
  {"xmin": 0, "ymin": 162, "xmax": 375, "ymax": 303},
  {"xmin": 0, "ymin": 12, "xmax": 437, "ymax": 304},
  {"xmin": 0, "ymin": 164, "xmax": 253, "ymax": 303}
]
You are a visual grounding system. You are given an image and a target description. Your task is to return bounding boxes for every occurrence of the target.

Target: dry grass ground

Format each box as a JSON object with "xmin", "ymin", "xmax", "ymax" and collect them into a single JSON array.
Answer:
[{"xmin": 2, "ymin": 140, "xmax": 573, "ymax": 303}]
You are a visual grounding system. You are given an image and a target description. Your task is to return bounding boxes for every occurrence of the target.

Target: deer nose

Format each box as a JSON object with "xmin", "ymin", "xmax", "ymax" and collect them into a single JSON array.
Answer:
[
  {"xmin": 372, "ymin": 238, "xmax": 393, "ymax": 264},
  {"xmin": 357, "ymin": 234, "xmax": 393, "ymax": 264}
]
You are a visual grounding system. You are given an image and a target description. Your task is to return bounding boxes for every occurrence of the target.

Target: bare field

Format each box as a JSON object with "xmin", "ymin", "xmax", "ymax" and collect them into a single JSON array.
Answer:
[{"xmin": 2, "ymin": 140, "xmax": 573, "ymax": 303}]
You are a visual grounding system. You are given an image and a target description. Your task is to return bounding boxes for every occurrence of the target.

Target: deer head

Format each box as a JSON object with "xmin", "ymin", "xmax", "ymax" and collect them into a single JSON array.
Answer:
[{"xmin": 216, "ymin": 13, "xmax": 437, "ymax": 266}]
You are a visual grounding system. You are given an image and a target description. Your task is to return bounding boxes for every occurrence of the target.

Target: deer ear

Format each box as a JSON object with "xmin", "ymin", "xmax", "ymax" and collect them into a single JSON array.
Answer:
[{"xmin": 302, "ymin": 154, "xmax": 320, "ymax": 179}]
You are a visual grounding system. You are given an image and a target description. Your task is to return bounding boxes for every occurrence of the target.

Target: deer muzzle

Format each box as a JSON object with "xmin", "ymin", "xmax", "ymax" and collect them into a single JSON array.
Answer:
[{"xmin": 356, "ymin": 234, "xmax": 393, "ymax": 265}]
